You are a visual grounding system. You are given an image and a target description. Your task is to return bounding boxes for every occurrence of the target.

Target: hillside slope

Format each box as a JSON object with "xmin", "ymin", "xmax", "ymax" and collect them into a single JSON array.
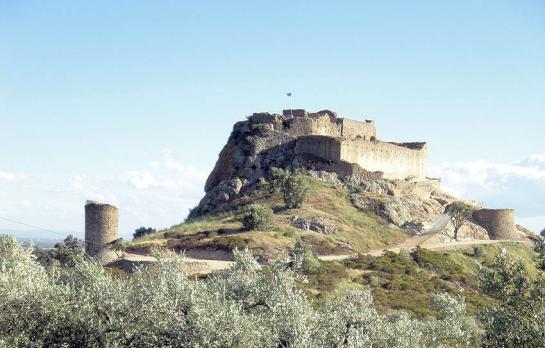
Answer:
[{"xmin": 128, "ymin": 177, "xmax": 409, "ymax": 260}]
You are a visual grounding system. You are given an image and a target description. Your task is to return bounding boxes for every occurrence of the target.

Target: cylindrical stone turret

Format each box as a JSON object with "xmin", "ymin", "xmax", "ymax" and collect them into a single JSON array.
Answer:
[
  {"xmin": 85, "ymin": 201, "xmax": 119, "ymax": 262},
  {"xmin": 473, "ymin": 208, "xmax": 518, "ymax": 240}
]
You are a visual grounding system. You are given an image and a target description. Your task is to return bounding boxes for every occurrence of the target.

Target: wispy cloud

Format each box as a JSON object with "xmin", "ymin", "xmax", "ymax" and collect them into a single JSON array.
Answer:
[
  {"xmin": 0, "ymin": 170, "xmax": 27, "ymax": 181},
  {"xmin": 0, "ymin": 151, "xmax": 209, "ymax": 237},
  {"xmin": 429, "ymin": 154, "xmax": 545, "ymax": 231}
]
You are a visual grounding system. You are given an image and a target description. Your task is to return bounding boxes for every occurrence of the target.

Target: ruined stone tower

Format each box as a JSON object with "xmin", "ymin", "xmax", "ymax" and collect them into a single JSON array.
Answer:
[
  {"xmin": 473, "ymin": 208, "xmax": 518, "ymax": 240},
  {"xmin": 85, "ymin": 201, "xmax": 119, "ymax": 262}
]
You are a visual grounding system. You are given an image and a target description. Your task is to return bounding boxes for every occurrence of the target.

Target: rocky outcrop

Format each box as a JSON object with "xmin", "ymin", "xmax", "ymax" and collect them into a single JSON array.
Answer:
[
  {"xmin": 191, "ymin": 110, "xmax": 385, "ymax": 217},
  {"xmin": 290, "ymin": 216, "xmax": 338, "ymax": 234},
  {"xmin": 347, "ymin": 178, "xmax": 489, "ymax": 239},
  {"xmin": 189, "ymin": 109, "xmax": 523, "ymax": 244}
]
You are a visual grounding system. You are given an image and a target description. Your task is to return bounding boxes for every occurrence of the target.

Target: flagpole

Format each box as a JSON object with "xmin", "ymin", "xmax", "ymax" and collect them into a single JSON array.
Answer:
[{"xmin": 287, "ymin": 92, "xmax": 293, "ymax": 118}]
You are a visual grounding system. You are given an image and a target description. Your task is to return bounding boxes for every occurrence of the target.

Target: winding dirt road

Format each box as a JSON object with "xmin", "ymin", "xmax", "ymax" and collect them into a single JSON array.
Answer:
[{"xmin": 182, "ymin": 230, "xmax": 529, "ymax": 274}]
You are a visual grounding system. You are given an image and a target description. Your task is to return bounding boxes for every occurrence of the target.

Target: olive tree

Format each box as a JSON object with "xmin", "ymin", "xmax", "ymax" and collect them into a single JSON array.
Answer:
[
  {"xmin": 478, "ymin": 250, "xmax": 545, "ymax": 347},
  {"xmin": 0, "ymin": 235, "xmax": 479, "ymax": 347}
]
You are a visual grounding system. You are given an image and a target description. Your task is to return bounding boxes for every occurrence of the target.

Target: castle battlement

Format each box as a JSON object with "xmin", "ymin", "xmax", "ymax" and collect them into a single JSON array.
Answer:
[{"xmin": 249, "ymin": 109, "xmax": 376, "ymax": 140}]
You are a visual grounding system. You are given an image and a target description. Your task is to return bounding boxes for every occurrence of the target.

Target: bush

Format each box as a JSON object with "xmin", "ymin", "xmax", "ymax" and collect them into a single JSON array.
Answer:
[
  {"xmin": 35, "ymin": 234, "xmax": 84, "ymax": 267},
  {"xmin": 269, "ymin": 167, "xmax": 311, "ymax": 209},
  {"xmin": 284, "ymin": 174, "xmax": 311, "ymax": 208},
  {"xmin": 133, "ymin": 226, "xmax": 157, "ymax": 239},
  {"xmin": 240, "ymin": 204, "xmax": 273, "ymax": 230},
  {"xmin": 290, "ymin": 238, "xmax": 320, "ymax": 274},
  {"xmin": 0, "ymin": 235, "xmax": 479, "ymax": 347},
  {"xmin": 478, "ymin": 251, "xmax": 545, "ymax": 347},
  {"xmin": 473, "ymin": 245, "xmax": 484, "ymax": 259}
]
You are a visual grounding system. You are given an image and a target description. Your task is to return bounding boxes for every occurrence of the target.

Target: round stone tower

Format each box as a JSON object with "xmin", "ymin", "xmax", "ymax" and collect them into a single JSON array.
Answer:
[
  {"xmin": 473, "ymin": 208, "xmax": 518, "ymax": 240},
  {"xmin": 85, "ymin": 201, "xmax": 119, "ymax": 262}
]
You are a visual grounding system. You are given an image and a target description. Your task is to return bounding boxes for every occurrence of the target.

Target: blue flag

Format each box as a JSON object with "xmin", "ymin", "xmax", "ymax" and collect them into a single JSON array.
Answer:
[{"xmin": 287, "ymin": 92, "xmax": 292, "ymax": 96}]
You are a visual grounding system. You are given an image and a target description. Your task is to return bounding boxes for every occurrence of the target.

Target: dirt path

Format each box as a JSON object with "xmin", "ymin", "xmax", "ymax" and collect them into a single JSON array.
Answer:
[
  {"xmin": 317, "ymin": 234, "xmax": 529, "ymax": 263},
  {"xmin": 176, "ymin": 232, "xmax": 529, "ymax": 274}
]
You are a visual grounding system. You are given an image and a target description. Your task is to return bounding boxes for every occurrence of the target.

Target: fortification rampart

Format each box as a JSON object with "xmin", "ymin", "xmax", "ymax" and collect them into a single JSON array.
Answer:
[
  {"xmin": 295, "ymin": 135, "xmax": 343, "ymax": 163},
  {"xmin": 295, "ymin": 136, "xmax": 427, "ymax": 179},
  {"xmin": 339, "ymin": 118, "xmax": 376, "ymax": 140},
  {"xmin": 85, "ymin": 201, "xmax": 119, "ymax": 262},
  {"xmin": 249, "ymin": 109, "xmax": 376, "ymax": 140},
  {"xmin": 194, "ymin": 108, "xmax": 430, "ymax": 216},
  {"xmin": 340, "ymin": 139, "xmax": 427, "ymax": 179},
  {"xmin": 472, "ymin": 208, "xmax": 518, "ymax": 240}
]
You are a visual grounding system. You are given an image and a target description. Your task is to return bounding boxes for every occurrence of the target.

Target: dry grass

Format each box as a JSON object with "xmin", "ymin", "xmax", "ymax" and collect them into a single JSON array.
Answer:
[{"xmin": 127, "ymin": 177, "xmax": 409, "ymax": 258}]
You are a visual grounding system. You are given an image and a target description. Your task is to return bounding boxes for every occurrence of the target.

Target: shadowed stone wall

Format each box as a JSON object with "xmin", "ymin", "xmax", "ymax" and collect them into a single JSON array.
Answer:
[
  {"xmin": 473, "ymin": 208, "xmax": 518, "ymax": 240},
  {"xmin": 85, "ymin": 201, "xmax": 119, "ymax": 262},
  {"xmin": 295, "ymin": 136, "xmax": 427, "ymax": 179}
]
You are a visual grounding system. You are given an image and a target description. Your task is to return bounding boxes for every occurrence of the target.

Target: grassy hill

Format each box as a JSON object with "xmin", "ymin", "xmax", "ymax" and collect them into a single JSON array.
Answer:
[
  {"xmin": 127, "ymin": 177, "xmax": 408, "ymax": 259},
  {"xmin": 124, "ymin": 174, "xmax": 540, "ymax": 318}
]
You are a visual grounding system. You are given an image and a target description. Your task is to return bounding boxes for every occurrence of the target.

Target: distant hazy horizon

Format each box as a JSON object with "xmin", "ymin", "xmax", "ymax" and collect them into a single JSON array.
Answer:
[{"xmin": 1, "ymin": 1, "xmax": 544, "ymax": 237}]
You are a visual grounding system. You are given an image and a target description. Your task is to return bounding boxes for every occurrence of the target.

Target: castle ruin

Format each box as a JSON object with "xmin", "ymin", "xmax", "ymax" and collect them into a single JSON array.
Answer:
[
  {"xmin": 85, "ymin": 201, "xmax": 119, "ymax": 262},
  {"xmin": 248, "ymin": 109, "xmax": 427, "ymax": 180},
  {"xmin": 473, "ymin": 208, "xmax": 519, "ymax": 240},
  {"xmin": 195, "ymin": 109, "xmax": 429, "ymax": 217}
]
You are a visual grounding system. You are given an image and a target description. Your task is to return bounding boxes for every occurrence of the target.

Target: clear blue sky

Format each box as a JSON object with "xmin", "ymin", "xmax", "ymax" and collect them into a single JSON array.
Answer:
[{"xmin": 1, "ymin": 1, "xmax": 544, "ymax": 237}]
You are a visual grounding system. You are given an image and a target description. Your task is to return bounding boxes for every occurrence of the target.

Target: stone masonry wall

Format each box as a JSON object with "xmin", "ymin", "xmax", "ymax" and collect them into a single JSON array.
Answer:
[
  {"xmin": 339, "ymin": 119, "xmax": 376, "ymax": 140},
  {"xmin": 85, "ymin": 201, "xmax": 119, "ymax": 262},
  {"xmin": 294, "ymin": 135, "xmax": 343, "ymax": 163},
  {"xmin": 473, "ymin": 208, "xmax": 518, "ymax": 240},
  {"xmin": 249, "ymin": 110, "xmax": 377, "ymax": 140},
  {"xmin": 295, "ymin": 136, "xmax": 427, "ymax": 179},
  {"xmin": 340, "ymin": 139, "xmax": 427, "ymax": 179}
]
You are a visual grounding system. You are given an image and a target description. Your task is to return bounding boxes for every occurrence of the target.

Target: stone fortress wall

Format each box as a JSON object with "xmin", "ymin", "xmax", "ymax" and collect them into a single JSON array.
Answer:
[
  {"xmin": 472, "ymin": 208, "xmax": 518, "ymax": 240},
  {"xmin": 251, "ymin": 109, "xmax": 427, "ymax": 179},
  {"xmin": 295, "ymin": 135, "xmax": 427, "ymax": 180},
  {"xmin": 249, "ymin": 109, "xmax": 376, "ymax": 140},
  {"xmin": 85, "ymin": 201, "xmax": 119, "ymax": 262}
]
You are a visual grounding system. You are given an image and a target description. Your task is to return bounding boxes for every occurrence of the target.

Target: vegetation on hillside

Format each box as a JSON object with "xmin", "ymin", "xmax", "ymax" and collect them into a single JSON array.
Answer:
[
  {"xmin": 239, "ymin": 204, "xmax": 273, "ymax": 230},
  {"xmin": 304, "ymin": 243, "xmax": 538, "ymax": 318},
  {"xmin": 0, "ymin": 235, "xmax": 479, "ymax": 347},
  {"xmin": 268, "ymin": 167, "xmax": 311, "ymax": 209},
  {"xmin": 444, "ymin": 201, "xmax": 475, "ymax": 241},
  {"xmin": 478, "ymin": 250, "xmax": 545, "ymax": 347},
  {"xmin": 132, "ymin": 226, "xmax": 156, "ymax": 239},
  {"xmin": 128, "ymin": 176, "xmax": 408, "ymax": 258},
  {"xmin": 35, "ymin": 234, "xmax": 85, "ymax": 267}
]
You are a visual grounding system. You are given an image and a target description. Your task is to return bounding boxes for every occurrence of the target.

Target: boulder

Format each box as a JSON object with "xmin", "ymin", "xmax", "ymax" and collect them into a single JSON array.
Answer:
[{"xmin": 290, "ymin": 216, "xmax": 338, "ymax": 234}]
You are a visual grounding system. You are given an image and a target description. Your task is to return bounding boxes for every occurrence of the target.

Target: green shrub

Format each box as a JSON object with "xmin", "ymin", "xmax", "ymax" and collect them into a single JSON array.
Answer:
[
  {"xmin": 269, "ymin": 167, "xmax": 311, "ymax": 209},
  {"xmin": 240, "ymin": 204, "xmax": 273, "ymax": 230},
  {"xmin": 478, "ymin": 251, "xmax": 545, "ymax": 347},
  {"xmin": 290, "ymin": 238, "xmax": 320, "ymax": 274},
  {"xmin": 133, "ymin": 226, "xmax": 157, "ymax": 239},
  {"xmin": 284, "ymin": 174, "xmax": 310, "ymax": 208},
  {"xmin": 35, "ymin": 234, "xmax": 84, "ymax": 267},
  {"xmin": 473, "ymin": 245, "xmax": 484, "ymax": 259}
]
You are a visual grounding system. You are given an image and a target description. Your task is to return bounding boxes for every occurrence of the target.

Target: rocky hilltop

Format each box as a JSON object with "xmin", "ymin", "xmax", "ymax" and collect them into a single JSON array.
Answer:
[
  {"xmin": 125, "ymin": 108, "xmax": 533, "ymax": 268},
  {"xmin": 192, "ymin": 109, "xmax": 426, "ymax": 216}
]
